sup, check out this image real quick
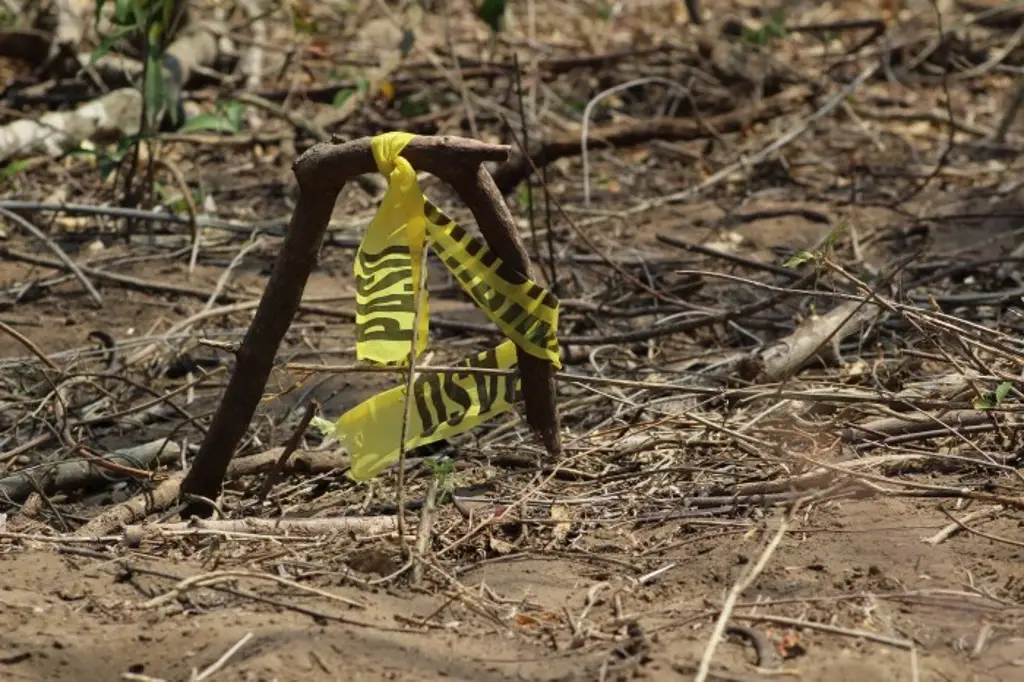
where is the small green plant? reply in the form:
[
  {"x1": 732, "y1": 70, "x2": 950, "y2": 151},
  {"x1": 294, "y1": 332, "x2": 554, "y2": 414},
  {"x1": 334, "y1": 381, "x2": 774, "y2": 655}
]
[
  {"x1": 68, "y1": 134, "x2": 141, "y2": 181},
  {"x1": 91, "y1": 0, "x2": 188, "y2": 228},
  {"x1": 423, "y1": 457, "x2": 456, "y2": 504},
  {"x1": 784, "y1": 222, "x2": 847, "y2": 268},
  {"x1": 476, "y1": 0, "x2": 507, "y2": 33},
  {"x1": 741, "y1": 10, "x2": 788, "y2": 48},
  {"x1": 332, "y1": 74, "x2": 370, "y2": 108},
  {"x1": 179, "y1": 100, "x2": 244, "y2": 134},
  {"x1": 974, "y1": 382, "x2": 1013, "y2": 411},
  {"x1": 154, "y1": 181, "x2": 204, "y2": 214},
  {"x1": 92, "y1": 0, "x2": 184, "y2": 133},
  {"x1": 515, "y1": 182, "x2": 533, "y2": 212},
  {"x1": 1, "y1": 159, "x2": 32, "y2": 179},
  {"x1": 398, "y1": 97, "x2": 430, "y2": 118}
]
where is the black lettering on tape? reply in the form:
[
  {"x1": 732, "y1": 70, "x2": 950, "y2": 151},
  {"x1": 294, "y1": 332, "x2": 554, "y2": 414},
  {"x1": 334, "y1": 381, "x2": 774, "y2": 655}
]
[
  {"x1": 355, "y1": 292, "x2": 414, "y2": 316},
  {"x1": 503, "y1": 372, "x2": 520, "y2": 404},
  {"x1": 414, "y1": 372, "x2": 448, "y2": 440},
  {"x1": 444, "y1": 254, "x2": 472, "y2": 286},
  {"x1": 357, "y1": 245, "x2": 413, "y2": 276},
  {"x1": 519, "y1": 318, "x2": 553, "y2": 348},
  {"x1": 492, "y1": 259, "x2": 527, "y2": 286},
  {"x1": 442, "y1": 371, "x2": 473, "y2": 429},
  {"x1": 357, "y1": 317, "x2": 414, "y2": 343},
  {"x1": 471, "y1": 348, "x2": 502, "y2": 414},
  {"x1": 356, "y1": 268, "x2": 414, "y2": 298}
]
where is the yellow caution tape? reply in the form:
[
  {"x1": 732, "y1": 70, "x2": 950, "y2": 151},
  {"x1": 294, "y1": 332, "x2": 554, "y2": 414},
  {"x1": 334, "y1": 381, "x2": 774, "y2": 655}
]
[
  {"x1": 326, "y1": 132, "x2": 565, "y2": 481},
  {"x1": 354, "y1": 132, "x2": 429, "y2": 365},
  {"x1": 423, "y1": 199, "x2": 562, "y2": 368},
  {"x1": 315, "y1": 340, "x2": 521, "y2": 481}
]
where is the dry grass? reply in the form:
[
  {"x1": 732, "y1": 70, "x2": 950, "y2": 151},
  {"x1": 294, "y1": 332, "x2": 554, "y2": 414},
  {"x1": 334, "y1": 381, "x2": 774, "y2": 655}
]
[{"x1": 1, "y1": 1, "x2": 1023, "y2": 680}]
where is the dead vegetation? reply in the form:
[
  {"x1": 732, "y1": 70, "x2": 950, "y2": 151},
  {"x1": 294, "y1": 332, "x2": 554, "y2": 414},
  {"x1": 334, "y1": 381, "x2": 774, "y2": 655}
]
[{"x1": 1, "y1": 0, "x2": 1024, "y2": 681}]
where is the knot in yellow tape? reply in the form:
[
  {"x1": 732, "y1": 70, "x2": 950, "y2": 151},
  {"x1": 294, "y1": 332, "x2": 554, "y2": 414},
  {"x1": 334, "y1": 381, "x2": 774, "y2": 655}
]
[
  {"x1": 332, "y1": 131, "x2": 564, "y2": 482},
  {"x1": 371, "y1": 132, "x2": 417, "y2": 190}
]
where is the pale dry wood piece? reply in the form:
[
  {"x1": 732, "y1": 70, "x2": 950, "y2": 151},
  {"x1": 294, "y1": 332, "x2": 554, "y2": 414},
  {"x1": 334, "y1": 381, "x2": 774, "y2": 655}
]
[
  {"x1": 121, "y1": 515, "x2": 398, "y2": 541},
  {"x1": 181, "y1": 135, "x2": 562, "y2": 516},
  {"x1": 742, "y1": 300, "x2": 883, "y2": 383},
  {"x1": 841, "y1": 409, "x2": 1008, "y2": 443},
  {"x1": 48, "y1": 0, "x2": 94, "y2": 63},
  {"x1": 237, "y1": 0, "x2": 267, "y2": 93},
  {"x1": 225, "y1": 446, "x2": 348, "y2": 478},
  {"x1": 0, "y1": 15, "x2": 215, "y2": 163},
  {"x1": 0, "y1": 438, "x2": 182, "y2": 503},
  {"x1": 0, "y1": 88, "x2": 142, "y2": 163},
  {"x1": 923, "y1": 505, "x2": 1004, "y2": 545},
  {"x1": 75, "y1": 472, "x2": 182, "y2": 538}
]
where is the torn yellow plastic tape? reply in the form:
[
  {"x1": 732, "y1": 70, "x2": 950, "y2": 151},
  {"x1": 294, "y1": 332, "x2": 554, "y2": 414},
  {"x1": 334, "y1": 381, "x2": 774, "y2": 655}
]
[
  {"x1": 355, "y1": 131, "x2": 561, "y2": 368},
  {"x1": 315, "y1": 340, "x2": 521, "y2": 481},
  {"x1": 423, "y1": 200, "x2": 561, "y2": 368},
  {"x1": 354, "y1": 132, "x2": 429, "y2": 366}
]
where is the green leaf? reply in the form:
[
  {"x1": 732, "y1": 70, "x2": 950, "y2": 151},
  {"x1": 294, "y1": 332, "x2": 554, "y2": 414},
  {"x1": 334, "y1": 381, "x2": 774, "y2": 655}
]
[
  {"x1": 996, "y1": 381, "x2": 1013, "y2": 403},
  {"x1": 332, "y1": 88, "x2": 355, "y2": 108},
  {"x1": 1, "y1": 159, "x2": 32, "y2": 178},
  {"x1": 143, "y1": 52, "x2": 167, "y2": 132},
  {"x1": 784, "y1": 251, "x2": 815, "y2": 268},
  {"x1": 179, "y1": 113, "x2": 240, "y2": 134},
  {"x1": 974, "y1": 395, "x2": 996, "y2": 410},
  {"x1": 93, "y1": 0, "x2": 108, "y2": 27},
  {"x1": 161, "y1": 0, "x2": 176, "y2": 29},
  {"x1": 130, "y1": 0, "x2": 148, "y2": 29},
  {"x1": 223, "y1": 101, "x2": 244, "y2": 131},
  {"x1": 975, "y1": 381, "x2": 1012, "y2": 410},
  {"x1": 89, "y1": 26, "x2": 135, "y2": 66},
  {"x1": 477, "y1": 0, "x2": 507, "y2": 32},
  {"x1": 741, "y1": 27, "x2": 766, "y2": 47},
  {"x1": 113, "y1": 0, "x2": 134, "y2": 25},
  {"x1": 823, "y1": 221, "x2": 847, "y2": 253},
  {"x1": 515, "y1": 182, "x2": 532, "y2": 211},
  {"x1": 399, "y1": 98, "x2": 429, "y2": 118},
  {"x1": 309, "y1": 416, "x2": 338, "y2": 438}
]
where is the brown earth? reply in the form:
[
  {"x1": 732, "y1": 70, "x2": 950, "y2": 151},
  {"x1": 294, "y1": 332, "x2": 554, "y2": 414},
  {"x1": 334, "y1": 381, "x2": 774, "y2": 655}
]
[
  {"x1": 2, "y1": 496, "x2": 1022, "y2": 681},
  {"x1": 3, "y1": 0, "x2": 1024, "y2": 681}
]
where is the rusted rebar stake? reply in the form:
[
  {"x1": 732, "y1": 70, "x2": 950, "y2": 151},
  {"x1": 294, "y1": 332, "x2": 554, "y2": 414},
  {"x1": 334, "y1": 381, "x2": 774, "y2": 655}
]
[{"x1": 180, "y1": 135, "x2": 561, "y2": 517}]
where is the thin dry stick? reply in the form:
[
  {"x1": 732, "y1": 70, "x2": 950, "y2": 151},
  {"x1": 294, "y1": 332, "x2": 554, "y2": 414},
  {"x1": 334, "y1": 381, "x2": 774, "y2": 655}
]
[
  {"x1": 142, "y1": 569, "x2": 364, "y2": 610},
  {"x1": 256, "y1": 399, "x2": 318, "y2": 503},
  {"x1": 0, "y1": 206, "x2": 103, "y2": 305},
  {"x1": 192, "y1": 632, "x2": 253, "y2": 682},
  {"x1": 395, "y1": 243, "x2": 430, "y2": 555},
  {"x1": 730, "y1": 612, "x2": 913, "y2": 649},
  {"x1": 412, "y1": 477, "x2": 439, "y2": 584},
  {"x1": 937, "y1": 506, "x2": 1024, "y2": 549},
  {"x1": 625, "y1": 63, "x2": 879, "y2": 215},
  {"x1": 581, "y1": 76, "x2": 691, "y2": 207},
  {"x1": 202, "y1": 236, "x2": 265, "y2": 313},
  {"x1": 695, "y1": 517, "x2": 789, "y2": 682},
  {"x1": 154, "y1": 157, "x2": 202, "y2": 276},
  {"x1": 0, "y1": 320, "x2": 60, "y2": 370}
]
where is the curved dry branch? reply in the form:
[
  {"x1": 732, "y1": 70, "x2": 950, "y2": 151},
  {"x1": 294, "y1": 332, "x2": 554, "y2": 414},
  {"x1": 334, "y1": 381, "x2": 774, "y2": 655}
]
[
  {"x1": 180, "y1": 135, "x2": 561, "y2": 516},
  {"x1": 492, "y1": 84, "x2": 812, "y2": 194}
]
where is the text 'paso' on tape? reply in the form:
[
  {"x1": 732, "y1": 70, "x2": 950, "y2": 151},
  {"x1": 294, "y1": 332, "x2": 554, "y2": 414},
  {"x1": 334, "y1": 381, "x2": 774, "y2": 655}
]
[{"x1": 354, "y1": 132, "x2": 429, "y2": 366}]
